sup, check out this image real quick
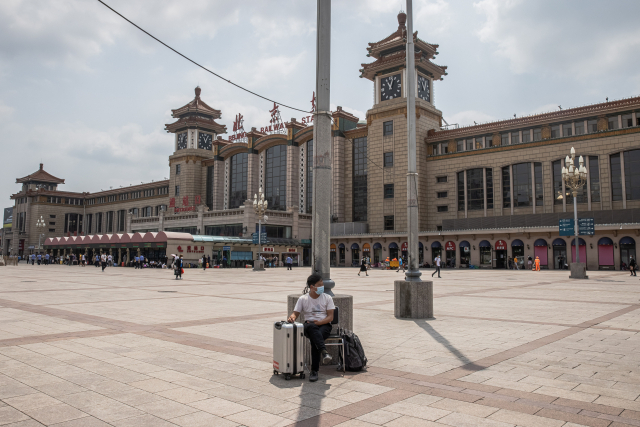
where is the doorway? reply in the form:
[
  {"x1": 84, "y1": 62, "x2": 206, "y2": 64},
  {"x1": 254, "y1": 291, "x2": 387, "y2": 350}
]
[
  {"x1": 552, "y1": 239, "x2": 567, "y2": 269},
  {"x1": 620, "y1": 236, "x2": 636, "y2": 269}
]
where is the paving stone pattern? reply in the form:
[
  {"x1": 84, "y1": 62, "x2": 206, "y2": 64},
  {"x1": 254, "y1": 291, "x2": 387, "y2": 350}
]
[{"x1": 1, "y1": 265, "x2": 640, "y2": 426}]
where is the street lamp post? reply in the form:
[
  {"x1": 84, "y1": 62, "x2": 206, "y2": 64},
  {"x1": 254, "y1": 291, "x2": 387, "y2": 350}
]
[
  {"x1": 562, "y1": 147, "x2": 588, "y2": 278},
  {"x1": 35, "y1": 215, "x2": 45, "y2": 251},
  {"x1": 253, "y1": 187, "x2": 268, "y2": 271}
]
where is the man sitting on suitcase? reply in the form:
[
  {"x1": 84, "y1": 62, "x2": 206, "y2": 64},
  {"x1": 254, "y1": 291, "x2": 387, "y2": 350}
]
[{"x1": 287, "y1": 273, "x2": 334, "y2": 382}]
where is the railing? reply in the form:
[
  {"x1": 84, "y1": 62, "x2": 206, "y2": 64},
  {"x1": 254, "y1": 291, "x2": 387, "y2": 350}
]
[
  {"x1": 204, "y1": 209, "x2": 244, "y2": 218},
  {"x1": 330, "y1": 222, "x2": 368, "y2": 236},
  {"x1": 131, "y1": 217, "x2": 159, "y2": 224}
]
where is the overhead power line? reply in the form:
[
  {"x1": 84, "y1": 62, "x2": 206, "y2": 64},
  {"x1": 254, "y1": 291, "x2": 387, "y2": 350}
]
[{"x1": 96, "y1": 0, "x2": 309, "y2": 113}]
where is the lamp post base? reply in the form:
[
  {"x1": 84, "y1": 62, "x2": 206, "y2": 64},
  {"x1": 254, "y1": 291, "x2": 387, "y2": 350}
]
[
  {"x1": 569, "y1": 262, "x2": 588, "y2": 279},
  {"x1": 253, "y1": 260, "x2": 265, "y2": 271}
]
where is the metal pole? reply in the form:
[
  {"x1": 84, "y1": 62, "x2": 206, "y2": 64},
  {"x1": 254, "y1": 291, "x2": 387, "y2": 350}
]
[
  {"x1": 312, "y1": 0, "x2": 335, "y2": 295},
  {"x1": 573, "y1": 191, "x2": 579, "y2": 263},
  {"x1": 405, "y1": 0, "x2": 421, "y2": 281}
]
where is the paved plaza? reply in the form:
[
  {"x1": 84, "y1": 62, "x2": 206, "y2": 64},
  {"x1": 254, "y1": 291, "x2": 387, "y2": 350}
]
[{"x1": 1, "y1": 266, "x2": 640, "y2": 426}]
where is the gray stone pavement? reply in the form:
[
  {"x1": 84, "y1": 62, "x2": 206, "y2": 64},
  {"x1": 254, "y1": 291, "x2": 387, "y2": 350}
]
[{"x1": 1, "y1": 265, "x2": 640, "y2": 426}]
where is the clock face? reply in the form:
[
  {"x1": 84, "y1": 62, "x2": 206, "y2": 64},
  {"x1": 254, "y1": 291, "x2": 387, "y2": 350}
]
[
  {"x1": 418, "y1": 75, "x2": 430, "y2": 102},
  {"x1": 198, "y1": 132, "x2": 213, "y2": 150},
  {"x1": 380, "y1": 73, "x2": 402, "y2": 101},
  {"x1": 177, "y1": 132, "x2": 188, "y2": 150}
]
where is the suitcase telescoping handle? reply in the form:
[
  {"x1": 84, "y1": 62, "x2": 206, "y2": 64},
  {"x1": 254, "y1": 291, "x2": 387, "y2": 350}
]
[{"x1": 274, "y1": 321, "x2": 287, "y2": 330}]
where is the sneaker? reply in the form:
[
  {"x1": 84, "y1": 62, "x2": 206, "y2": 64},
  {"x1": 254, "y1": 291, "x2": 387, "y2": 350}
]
[
  {"x1": 322, "y1": 350, "x2": 332, "y2": 364},
  {"x1": 309, "y1": 371, "x2": 318, "y2": 382}
]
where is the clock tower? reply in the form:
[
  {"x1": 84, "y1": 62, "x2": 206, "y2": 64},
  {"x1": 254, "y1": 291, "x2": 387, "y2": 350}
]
[
  {"x1": 357, "y1": 12, "x2": 448, "y2": 233},
  {"x1": 165, "y1": 87, "x2": 228, "y2": 215}
]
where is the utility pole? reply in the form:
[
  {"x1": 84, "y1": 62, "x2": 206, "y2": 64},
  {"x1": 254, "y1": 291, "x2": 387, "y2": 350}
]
[
  {"x1": 405, "y1": 0, "x2": 421, "y2": 282},
  {"x1": 311, "y1": 0, "x2": 335, "y2": 295}
]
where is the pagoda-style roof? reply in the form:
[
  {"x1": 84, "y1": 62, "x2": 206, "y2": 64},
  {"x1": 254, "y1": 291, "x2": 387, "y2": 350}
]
[
  {"x1": 361, "y1": 12, "x2": 447, "y2": 81},
  {"x1": 165, "y1": 87, "x2": 227, "y2": 135},
  {"x1": 16, "y1": 163, "x2": 65, "y2": 184}
]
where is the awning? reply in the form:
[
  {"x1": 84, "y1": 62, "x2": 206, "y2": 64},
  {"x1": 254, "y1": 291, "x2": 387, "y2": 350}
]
[
  {"x1": 459, "y1": 241, "x2": 470, "y2": 248},
  {"x1": 598, "y1": 237, "x2": 613, "y2": 246},
  {"x1": 534, "y1": 239, "x2": 547, "y2": 247},
  {"x1": 351, "y1": 243, "x2": 359, "y2": 250},
  {"x1": 620, "y1": 236, "x2": 636, "y2": 245},
  {"x1": 511, "y1": 239, "x2": 524, "y2": 246},
  {"x1": 570, "y1": 238, "x2": 586, "y2": 246},
  {"x1": 373, "y1": 243, "x2": 382, "y2": 249},
  {"x1": 552, "y1": 238, "x2": 566, "y2": 246},
  {"x1": 419, "y1": 242, "x2": 423, "y2": 249},
  {"x1": 479, "y1": 240, "x2": 491, "y2": 248},
  {"x1": 431, "y1": 241, "x2": 442, "y2": 248},
  {"x1": 338, "y1": 243, "x2": 345, "y2": 249},
  {"x1": 389, "y1": 242, "x2": 398, "y2": 249}
]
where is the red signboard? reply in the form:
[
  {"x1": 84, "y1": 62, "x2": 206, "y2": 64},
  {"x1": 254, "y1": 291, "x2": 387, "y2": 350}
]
[
  {"x1": 401, "y1": 242, "x2": 408, "y2": 250},
  {"x1": 19, "y1": 239, "x2": 24, "y2": 251},
  {"x1": 495, "y1": 240, "x2": 507, "y2": 250},
  {"x1": 262, "y1": 247, "x2": 275, "y2": 252},
  {"x1": 187, "y1": 245, "x2": 205, "y2": 254},
  {"x1": 445, "y1": 241, "x2": 456, "y2": 251}
]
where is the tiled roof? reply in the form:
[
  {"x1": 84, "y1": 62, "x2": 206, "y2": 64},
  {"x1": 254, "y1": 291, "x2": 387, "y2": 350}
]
[{"x1": 16, "y1": 164, "x2": 64, "y2": 184}]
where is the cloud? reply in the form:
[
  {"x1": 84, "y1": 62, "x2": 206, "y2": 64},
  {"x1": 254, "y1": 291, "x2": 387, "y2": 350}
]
[
  {"x1": 0, "y1": 101, "x2": 14, "y2": 122},
  {"x1": 473, "y1": 0, "x2": 640, "y2": 80}
]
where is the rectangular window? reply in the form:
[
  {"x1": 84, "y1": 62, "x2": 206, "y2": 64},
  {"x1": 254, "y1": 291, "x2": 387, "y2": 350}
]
[
  {"x1": 575, "y1": 121, "x2": 585, "y2": 135},
  {"x1": 608, "y1": 116, "x2": 619, "y2": 130},
  {"x1": 106, "y1": 211, "x2": 114, "y2": 233},
  {"x1": 384, "y1": 215, "x2": 394, "y2": 230},
  {"x1": 49, "y1": 221, "x2": 55, "y2": 225},
  {"x1": 486, "y1": 135, "x2": 494, "y2": 147},
  {"x1": 511, "y1": 131, "x2": 520, "y2": 144},
  {"x1": 522, "y1": 130, "x2": 531, "y2": 143},
  {"x1": 486, "y1": 168, "x2": 494, "y2": 209},
  {"x1": 475, "y1": 137, "x2": 483, "y2": 149},
  {"x1": 589, "y1": 156, "x2": 600, "y2": 203},
  {"x1": 96, "y1": 212, "x2": 103, "y2": 233},
  {"x1": 307, "y1": 139, "x2": 313, "y2": 214},
  {"x1": 352, "y1": 137, "x2": 368, "y2": 222},
  {"x1": 264, "y1": 225, "x2": 292, "y2": 239},
  {"x1": 383, "y1": 184, "x2": 394, "y2": 199},
  {"x1": 457, "y1": 140, "x2": 464, "y2": 152},
  {"x1": 117, "y1": 210, "x2": 125, "y2": 232},
  {"x1": 439, "y1": 142, "x2": 448, "y2": 154},
  {"x1": 383, "y1": 152, "x2": 394, "y2": 167},
  {"x1": 466, "y1": 139, "x2": 474, "y2": 151},
  {"x1": 625, "y1": 149, "x2": 640, "y2": 200},
  {"x1": 457, "y1": 171, "x2": 465, "y2": 211},
  {"x1": 48, "y1": 229, "x2": 55, "y2": 232},
  {"x1": 437, "y1": 191, "x2": 447, "y2": 198},
  {"x1": 562, "y1": 123, "x2": 572, "y2": 137},
  {"x1": 204, "y1": 224, "x2": 244, "y2": 237},
  {"x1": 437, "y1": 206, "x2": 448, "y2": 212},
  {"x1": 552, "y1": 160, "x2": 563, "y2": 205},
  {"x1": 588, "y1": 119, "x2": 598, "y2": 133},
  {"x1": 206, "y1": 165, "x2": 214, "y2": 210},
  {"x1": 466, "y1": 168, "x2": 484, "y2": 211},
  {"x1": 501, "y1": 134, "x2": 509, "y2": 145},
  {"x1": 611, "y1": 153, "x2": 622, "y2": 201},
  {"x1": 550, "y1": 125, "x2": 560, "y2": 138},
  {"x1": 502, "y1": 166, "x2": 511, "y2": 208},
  {"x1": 622, "y1": 114, "x2": 633, "y2": 128},
  {"x1": 176, "y1": 164, "x2": 181, "y2": 175},
  {"x1": 533, "y1": 128, "x2": 542, "y2": 141},
  {"x1": 513, "y1": 163, "x2": 532, "y2": 207},
  {"x1": 534, "y1": 162, "x2": 543, "y2": 206},
  {"x1": 229, "y1": 153, "x2": 248, "y2": 209},
  {"x1": 266, "y1": 145, "x2": 287, "y2": 211},
  {"x1": 50, "y1": 215, "x2": 56, "y2": 218},
  {"x1": 175, "y1": 185, "x2": 180, "y2": 197},
  {"x1": 436, "y1": 176, "x2": 447, "y2": 183},
  {"x1": 383, "y1": 121, "x2": 393, "y2": 136}
]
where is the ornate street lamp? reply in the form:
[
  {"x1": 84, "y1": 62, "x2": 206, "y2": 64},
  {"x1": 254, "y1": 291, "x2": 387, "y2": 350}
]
[
  {"x1": 562, "y1": 147, "x2": 588, "y2": 273},
  {"x1": 253, "y1": 187, "x2": 268, "y2": 270},
  {"x1": 35, "y1": 215, "x2": 46, "y2": 251}
]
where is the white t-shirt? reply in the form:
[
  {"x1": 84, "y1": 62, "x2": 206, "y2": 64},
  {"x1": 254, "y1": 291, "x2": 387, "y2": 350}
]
[
  {"x1": 435, "y1": 257, "x2": 441, "y2": 266},
  {"x1": 101, "y1": 254, "x2": 106, "y2": 262},
  {"x1": 294, "y1": 293, "x2": 335, "y2": 323}
]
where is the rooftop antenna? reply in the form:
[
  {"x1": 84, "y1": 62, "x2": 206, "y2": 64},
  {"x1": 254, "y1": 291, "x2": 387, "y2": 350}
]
[
  {"x1": 606, "y1": 97, "x2": 609, "y2": 102},
  {"x1": 558, "y1": 105, "x2": 562, "y2": 110}
]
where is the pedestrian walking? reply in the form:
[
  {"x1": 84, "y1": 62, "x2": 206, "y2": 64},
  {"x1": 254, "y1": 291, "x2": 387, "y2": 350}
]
[
  {"x1": 513, "y1": 256, "x2": 519, "y2": 270},
  {"x1": 286, "y1": 256, "x2": 293, "y2": 270},
  {"x1": 630, "y1": 256, "x2": 637, "y2": 277},
  {"x1": 174, "y1": 255, "x2": 183, "y2": 280},
  {"x1": 100, "y1": 253, "x2": 107, "y2": 272},
  {"x1": 358, "y1": 257, "x2": 368, "y2": 276},
  {"x1": 202, "y1": 256, "x2": 207, "y2": 271},
  {"x1": 432, "y1": 255, "x2": 441, "y2": 278},
  {"x1": 535, "y1": 256, "x2": 541, "y2": 271},
  {"x1": 528, "y1": 256, "x2": 533, "y2": 270}
]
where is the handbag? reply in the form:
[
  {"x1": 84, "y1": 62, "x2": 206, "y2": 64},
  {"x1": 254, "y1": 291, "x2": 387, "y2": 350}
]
[{"x1": 181, "y1": 268, "x2": 185, "y2": 274}]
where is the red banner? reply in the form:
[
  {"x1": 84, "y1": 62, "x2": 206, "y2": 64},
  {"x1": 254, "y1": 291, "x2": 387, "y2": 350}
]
[
  {"x1": 445, "y1": 241, "x2": 456, "y2": 251},
  {"x1": 401, "y1": 242, "x2": 408, "y2": 250},
  {"x1": 495, "y1": 240, "x2": 507, "y2": 250}
]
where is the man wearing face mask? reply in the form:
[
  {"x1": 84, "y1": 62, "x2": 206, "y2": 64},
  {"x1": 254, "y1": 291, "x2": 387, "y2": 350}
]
[{"x1": 287, "y1": 273, "x2": 334, "y2": 382}]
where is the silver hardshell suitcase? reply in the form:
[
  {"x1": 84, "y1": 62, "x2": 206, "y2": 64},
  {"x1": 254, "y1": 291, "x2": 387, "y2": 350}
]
[{"x1": 273, "y1": 321, "x2": 305, "y2": 380}]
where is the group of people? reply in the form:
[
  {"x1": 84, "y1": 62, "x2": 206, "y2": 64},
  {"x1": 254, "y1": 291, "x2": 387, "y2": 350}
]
[{"x1": 507, "y1": 256, "x2": 542, "y2": 271}]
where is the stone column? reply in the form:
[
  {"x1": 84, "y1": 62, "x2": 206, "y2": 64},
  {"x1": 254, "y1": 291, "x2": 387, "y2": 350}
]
[
  {"x1": 158, "y1": 210, "x2": 164, "y2": 231},
  {"x1": 286, "y1": 144, "x2": 299, "y2": 212},
  {"x1": 126, "y1": 212, "x2": 132, "y2": 233},
  {"x1": 394, "y1": 280, "x2": 433, "y2": 318},
  {"x1": 247, "y1": 152, "x2": 260, "y2": 199},
  {"x1": 212, "y1": 159, "x2": 225, "y2": 210},
  {"x1": 197, "y1": 205, "x2": 205, "y2": 235},
  {"x1": 332, "y1": 135, "x2": 345, "y2": 222}
]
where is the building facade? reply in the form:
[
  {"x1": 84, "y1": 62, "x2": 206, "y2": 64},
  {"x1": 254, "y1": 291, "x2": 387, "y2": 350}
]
[{"x1": 3, "y1": 12, "x2": 640, "y2": 270}]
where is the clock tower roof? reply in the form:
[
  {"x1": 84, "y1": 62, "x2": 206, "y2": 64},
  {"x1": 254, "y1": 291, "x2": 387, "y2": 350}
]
[
  {"x1": 360, "y1": 12, "x2": 447, "y2": 81},
  {"x1": 16, "y1": 163, "x2": 65, "y2": 185},
  {"x1": 165, "y1": 86, "x2": 227, "y2": 135}
]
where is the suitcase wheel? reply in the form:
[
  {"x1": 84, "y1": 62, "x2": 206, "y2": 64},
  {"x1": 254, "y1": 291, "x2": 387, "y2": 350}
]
[
  {"x1": 285, "y1": 374, "x2": 291, "y2": 380},
  {"x1": 273, "y1": 370, "x2": 278, "y2": 375}
]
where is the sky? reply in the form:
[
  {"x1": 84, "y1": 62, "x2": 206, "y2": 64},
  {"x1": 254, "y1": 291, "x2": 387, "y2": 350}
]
[{"x1": 1, "y1": 0, "x2": 640, "y2": 206}]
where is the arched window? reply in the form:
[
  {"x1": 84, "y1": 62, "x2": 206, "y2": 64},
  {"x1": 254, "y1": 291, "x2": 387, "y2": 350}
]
[
  {"x1": 265, "y1": 145, "x2": 287, "y2": 211},
  {"x1": 229, "y1": 153, "x2": 248, "y2": 209}
]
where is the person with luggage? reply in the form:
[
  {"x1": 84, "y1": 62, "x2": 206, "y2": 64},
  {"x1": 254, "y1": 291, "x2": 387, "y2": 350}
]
[
  {"x1": 432, "y1": 255, "x2": 441, "y2": 278},
  {"x1": 174, "y1": 255, "x2": 183, "y2": 280},
  {"x1": 630, "y1": 256, "x2": 637, "y2": 276},
  {"x1": 287, "y1": 274, "x2": 334, "y2": 382},
  {"x1": 358, "y1": 257, "x2": 368, "y2": 276}
]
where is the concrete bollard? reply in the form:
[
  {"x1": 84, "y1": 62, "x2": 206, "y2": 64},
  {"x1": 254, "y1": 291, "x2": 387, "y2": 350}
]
[
  {"x1": 394, "y1": 280, "x2": 433, "y2": 319},
  {"x1": 287, "y1": 294, "x2": 353, "y2": 367},
  {"x1": 569, "y1": 262, "x2": 588, "y2": 279}
]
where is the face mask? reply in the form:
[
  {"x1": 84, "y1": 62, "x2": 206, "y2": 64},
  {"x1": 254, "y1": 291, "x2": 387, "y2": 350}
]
[{"x1": 315, "y1": 286, "x2": 324, "y2": 295}]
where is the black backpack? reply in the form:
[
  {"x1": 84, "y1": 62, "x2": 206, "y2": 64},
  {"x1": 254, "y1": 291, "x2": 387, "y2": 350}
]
[{"x1": 339, "y1": 329, "x2": 367, "y2": 372}]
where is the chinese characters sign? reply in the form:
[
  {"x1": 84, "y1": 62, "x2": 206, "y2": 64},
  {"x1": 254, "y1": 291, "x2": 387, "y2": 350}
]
[{"x1": 170, "y1": 195, "x2": 201, "y2": 214}]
